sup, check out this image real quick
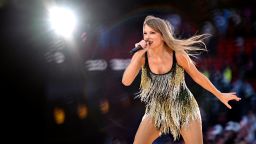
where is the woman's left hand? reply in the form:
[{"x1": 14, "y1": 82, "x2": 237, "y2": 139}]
[{"x1": 218, "y1": 92, "x2": 241, "y2": 109}]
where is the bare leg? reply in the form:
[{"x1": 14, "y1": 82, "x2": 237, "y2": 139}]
[
  {"x1": 133, "y1": 114, "x2": 161, "y2": 144},
  {"x1": 180, "y1": 118, "x2": 203, "y2": 144}
]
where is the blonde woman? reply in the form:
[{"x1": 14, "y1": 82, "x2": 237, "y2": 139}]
[{"x1": 122, "y1": 15, "x2": 241, "y2": 144}]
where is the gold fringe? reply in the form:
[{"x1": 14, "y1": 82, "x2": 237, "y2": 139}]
[{"x1": 138, "y1": 64, "x2": 201, "y2": 141}]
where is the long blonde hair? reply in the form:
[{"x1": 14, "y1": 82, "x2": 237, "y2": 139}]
[{"x1": 143, "y1": 15, "x2": 209, "y2": 57}]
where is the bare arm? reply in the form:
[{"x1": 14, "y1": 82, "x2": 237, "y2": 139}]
[
  {"x1": 122, "y1": 49, "x2": 146, "y2": 86},
  {"x1": 176, "y1": 50, "x2": 241, "y2": 109}
]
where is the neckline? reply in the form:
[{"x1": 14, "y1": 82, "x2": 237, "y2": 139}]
[{"x1": 146, "y1": 52, "x2": 175, "y2": 75}]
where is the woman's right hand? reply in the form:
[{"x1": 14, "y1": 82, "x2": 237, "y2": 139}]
[{"x1": 135, "y1": 40, "x2": 149, "y2": 50}]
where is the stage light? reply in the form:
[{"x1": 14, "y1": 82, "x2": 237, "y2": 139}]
[{"x1": 48, "y1": 7, "x2": 77, "y2": 38}]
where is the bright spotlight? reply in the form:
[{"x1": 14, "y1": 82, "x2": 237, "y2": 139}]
[{"x1": 48, "y1": 7, "x2": 77, "y2": 38}]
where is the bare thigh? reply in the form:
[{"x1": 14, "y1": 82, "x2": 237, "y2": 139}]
[
  {"x1": 180, "y1": 118, "x2": 203, "y2": 144},
  {"x1": 133, "y1": 114, "x2": 161, "y2": 144}
]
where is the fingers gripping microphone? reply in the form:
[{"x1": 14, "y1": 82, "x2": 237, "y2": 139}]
[{"x1": 129, "y1": 45, "x2": 143, "y2": 55}]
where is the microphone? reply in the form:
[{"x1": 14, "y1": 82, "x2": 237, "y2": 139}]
[{"x1": 129, "y1": 45, "x2": 143, "y2": 55}]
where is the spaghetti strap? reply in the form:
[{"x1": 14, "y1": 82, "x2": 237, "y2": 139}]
[
  {"x1": 173, "y1": 51, "x2": 176, "y2": 64},
  {"x1": 144, "y1": 52, "x2": 151, "y2": 79},
  {"x1": 144, "y1": 52, "x2": 149, "y2": 69}
]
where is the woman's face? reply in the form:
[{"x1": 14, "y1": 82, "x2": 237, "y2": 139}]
[{"x1": 143, "y1": 24, "x2": 164, "y2": 48}]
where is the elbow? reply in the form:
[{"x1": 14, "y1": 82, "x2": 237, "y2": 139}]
[
  {"x1": 193, "y1": 73, "x2": 205, "y2": 84},
  {"x1": 193, "y1": 78, "x2": 201, "y2": 85},
  {"x1": 122, "y1": 78, "x2": 132, "y2": 86}
]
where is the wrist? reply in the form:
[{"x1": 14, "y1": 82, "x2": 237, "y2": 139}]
[
  {"x1": 135, "y1": 49, "x2": 146, "y2": 57},
  {"x1": 215, "y1": 90, "x2": 222, "y2": 99}
]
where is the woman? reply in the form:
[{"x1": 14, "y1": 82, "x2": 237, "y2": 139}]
[{"x1": 122, "y1": 15, "x2": 241, "y2": 144}]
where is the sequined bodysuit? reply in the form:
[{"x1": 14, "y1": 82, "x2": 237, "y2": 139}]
[{"x1": 138, "y1": 51, "x2": 201, "y2": 140}]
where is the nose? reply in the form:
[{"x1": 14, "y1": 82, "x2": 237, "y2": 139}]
[{"x1": 144, "y1": 36, "x2": 149, "y2": 42}]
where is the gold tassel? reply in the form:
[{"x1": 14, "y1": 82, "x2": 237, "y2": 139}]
[{"x1": 137, "y1": 64, "x2": 201, "y2": 141}]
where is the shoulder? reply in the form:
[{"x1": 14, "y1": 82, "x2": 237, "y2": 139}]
[{"x1": 175, "y1": 50, "x2": 191, "y2": 66}]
